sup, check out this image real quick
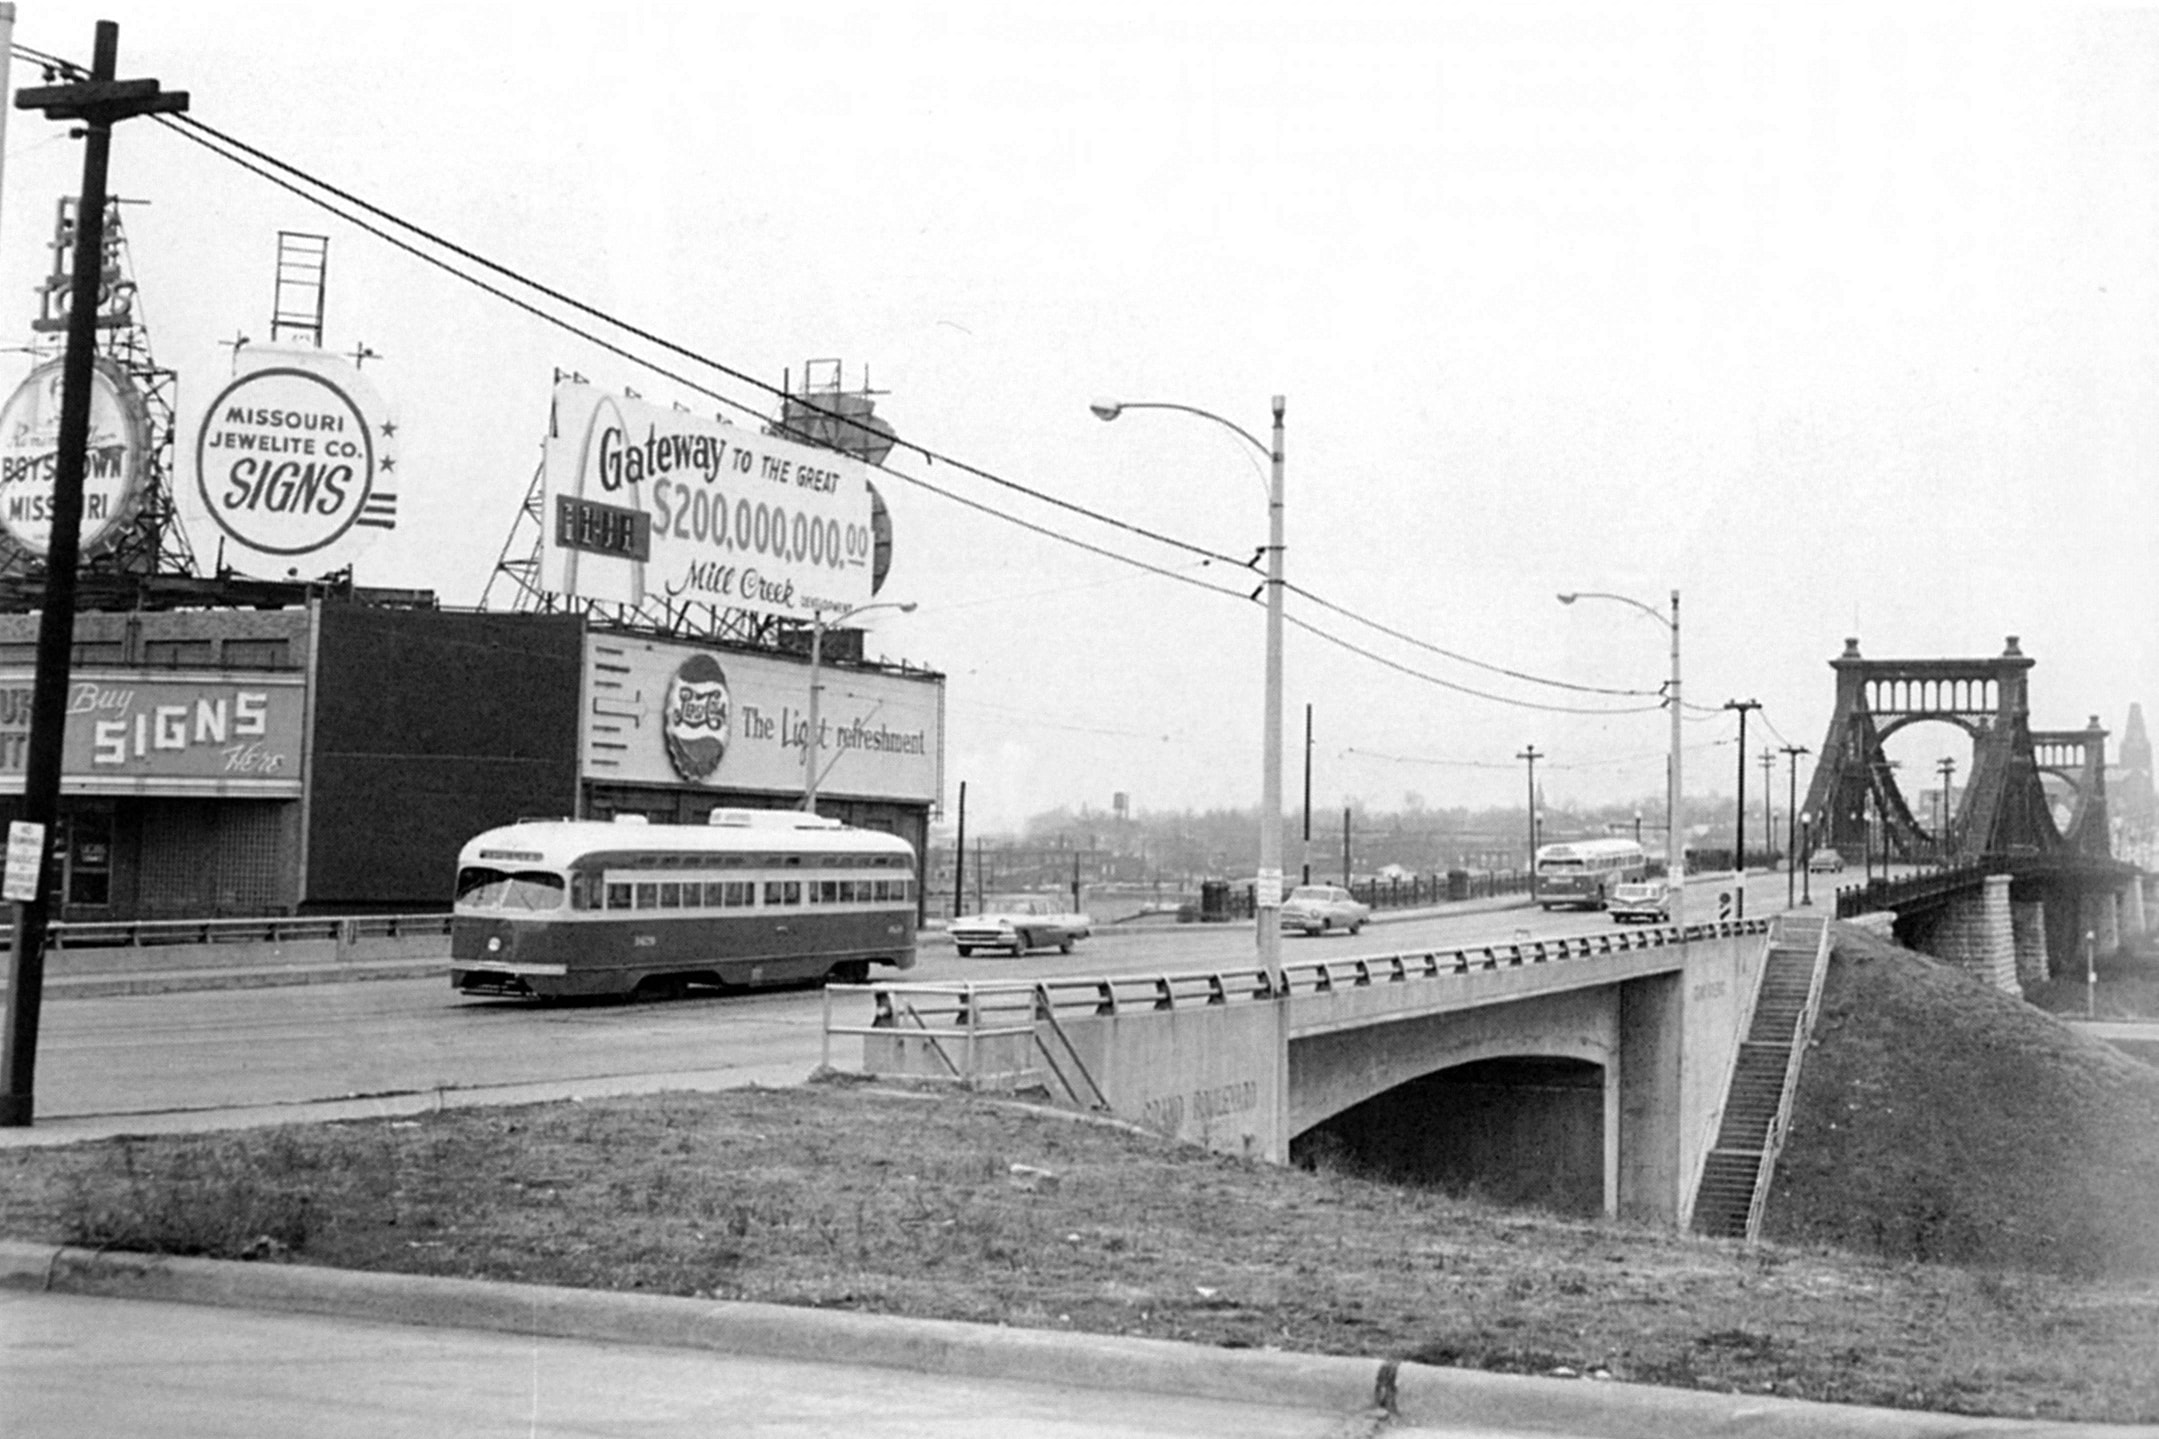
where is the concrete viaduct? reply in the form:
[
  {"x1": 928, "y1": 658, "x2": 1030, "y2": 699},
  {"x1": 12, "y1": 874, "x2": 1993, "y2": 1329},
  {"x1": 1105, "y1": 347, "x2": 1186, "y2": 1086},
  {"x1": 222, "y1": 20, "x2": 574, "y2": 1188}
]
[{"x1": 856, "y1": 917, "x2": 1822, "y2": 1236}]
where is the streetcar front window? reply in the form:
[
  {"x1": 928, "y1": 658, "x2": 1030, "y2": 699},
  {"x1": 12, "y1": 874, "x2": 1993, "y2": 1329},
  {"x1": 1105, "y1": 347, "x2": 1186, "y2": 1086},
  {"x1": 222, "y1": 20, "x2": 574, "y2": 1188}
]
[{"x1": 456, "y1": 867, "x2": 567, "y2": 911}]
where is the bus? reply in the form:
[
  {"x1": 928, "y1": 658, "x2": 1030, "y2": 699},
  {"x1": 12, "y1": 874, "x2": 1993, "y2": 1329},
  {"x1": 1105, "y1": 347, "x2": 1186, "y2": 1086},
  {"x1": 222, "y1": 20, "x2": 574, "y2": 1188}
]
[
  {"x1": 450, "y1": 809, "x2": 918, "y2": 1000},
  {"x1": 1533, "y1": 837, "x2": 1650, "y2": 911}
]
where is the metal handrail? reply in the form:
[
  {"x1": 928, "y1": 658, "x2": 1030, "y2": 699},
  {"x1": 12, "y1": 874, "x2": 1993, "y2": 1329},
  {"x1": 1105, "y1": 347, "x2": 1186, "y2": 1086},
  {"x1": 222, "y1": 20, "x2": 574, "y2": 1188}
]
[
  {"x1": 1744, "y1": 917, "x2": 1834, "y2": 1240},
  {"x1": 841, "y1": 918, "x2": 1773, "y2": 1032},
  {"x1": 30, "y1": 912, "x2": 453, "y2": 949}
]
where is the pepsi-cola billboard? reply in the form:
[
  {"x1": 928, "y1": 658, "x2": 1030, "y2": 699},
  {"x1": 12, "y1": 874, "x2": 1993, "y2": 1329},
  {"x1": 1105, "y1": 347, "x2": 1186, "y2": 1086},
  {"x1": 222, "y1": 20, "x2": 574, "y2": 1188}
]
[
  {"x1": 540, "y1": 382, "x2": 879, "y2": 622},
  {"x1": 581, "y1": 634, "x2": 941, "y2": 805}
]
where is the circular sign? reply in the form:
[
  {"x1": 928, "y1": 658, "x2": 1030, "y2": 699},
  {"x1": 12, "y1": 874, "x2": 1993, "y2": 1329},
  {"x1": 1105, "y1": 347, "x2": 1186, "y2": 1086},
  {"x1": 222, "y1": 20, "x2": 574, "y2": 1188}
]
[
  {"x1": 0, "y1": 358, "x2": 150, "y2": 561},
  {"x1": 193, "y1": 365, "x2": 383, "y2": 557},
  {"x1": 662, "y1": 652, "x2": 732, "y2": 782}
]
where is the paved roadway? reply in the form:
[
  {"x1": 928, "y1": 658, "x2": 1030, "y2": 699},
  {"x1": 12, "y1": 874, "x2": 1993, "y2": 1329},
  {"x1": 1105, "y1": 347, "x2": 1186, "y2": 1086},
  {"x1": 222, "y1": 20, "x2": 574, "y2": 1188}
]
[{"x1": 9, "y1": 871, "x2": 1819, "y2": 1134}]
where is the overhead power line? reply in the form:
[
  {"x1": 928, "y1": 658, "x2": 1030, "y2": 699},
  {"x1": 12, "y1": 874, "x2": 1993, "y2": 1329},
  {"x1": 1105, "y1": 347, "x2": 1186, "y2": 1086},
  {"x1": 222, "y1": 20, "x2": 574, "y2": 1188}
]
[{"x1": 22, "y1": 40, "x2": 1683, "y2": 722}]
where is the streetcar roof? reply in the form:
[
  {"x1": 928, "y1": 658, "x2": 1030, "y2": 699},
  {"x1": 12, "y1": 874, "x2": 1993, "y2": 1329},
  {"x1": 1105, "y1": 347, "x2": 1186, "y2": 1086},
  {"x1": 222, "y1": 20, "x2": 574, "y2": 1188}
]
[{"x1": 458, "y1": 812, "x2": 915, "y2": 868}]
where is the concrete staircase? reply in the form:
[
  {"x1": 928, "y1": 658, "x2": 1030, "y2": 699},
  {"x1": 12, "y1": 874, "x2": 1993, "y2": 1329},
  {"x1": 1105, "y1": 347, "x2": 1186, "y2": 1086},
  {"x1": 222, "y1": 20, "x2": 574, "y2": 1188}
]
[{"x1": 1693, "y1": 914, "x2": 1832, "y2": 1241}]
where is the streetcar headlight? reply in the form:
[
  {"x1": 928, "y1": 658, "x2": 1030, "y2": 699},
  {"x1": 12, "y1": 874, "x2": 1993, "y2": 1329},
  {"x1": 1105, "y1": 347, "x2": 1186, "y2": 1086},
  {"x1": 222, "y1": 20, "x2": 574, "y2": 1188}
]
[{"x1": 487, "y1": 936, "x2": 502, "y2": 953}]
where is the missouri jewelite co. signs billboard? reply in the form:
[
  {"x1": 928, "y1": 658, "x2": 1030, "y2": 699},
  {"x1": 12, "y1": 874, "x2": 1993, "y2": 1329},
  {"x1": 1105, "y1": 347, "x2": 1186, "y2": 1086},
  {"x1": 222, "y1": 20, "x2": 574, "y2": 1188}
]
[
  {"x1": 540, "y1": 382, "x2": 878, "y2": 621},
  {"x1": 0, "y1": 357, "x2": 150, "y2": 562},
  {"x1": 186, "y1": 348, "x2": 401, "y2": 579},
  {"x1": 581, "y1": 634, "x2": 942, "y2": 805}
]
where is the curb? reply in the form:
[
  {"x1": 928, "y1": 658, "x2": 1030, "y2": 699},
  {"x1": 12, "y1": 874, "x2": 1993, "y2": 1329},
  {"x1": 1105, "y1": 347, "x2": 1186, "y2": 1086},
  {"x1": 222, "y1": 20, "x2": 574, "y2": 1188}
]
[
  {"x1": 0, "y1": 1241, "x2": 2134, "y2": 1437},
  {"x1": 0, "y1": 1240, "x2": 1380, "y2": 1418}
]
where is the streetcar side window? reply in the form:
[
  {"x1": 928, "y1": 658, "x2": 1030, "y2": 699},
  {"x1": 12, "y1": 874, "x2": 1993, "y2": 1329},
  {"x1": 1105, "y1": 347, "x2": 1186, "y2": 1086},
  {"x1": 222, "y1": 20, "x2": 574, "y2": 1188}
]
[
  {"x1": 607, "y1": 883, "x2": 633, "y2": 910},
  {"x1": 659, "y1": 882, "x2": 683, "y2": 909},
  {"x1": 723, "y1": 881, "x2": 754, "y2": 907},
  {"x1": 764, "y1": 880, "x2": 801, "y2": 905},
  {"x1": 635, "y1": 882, "x2": 658, "y2": 908}
]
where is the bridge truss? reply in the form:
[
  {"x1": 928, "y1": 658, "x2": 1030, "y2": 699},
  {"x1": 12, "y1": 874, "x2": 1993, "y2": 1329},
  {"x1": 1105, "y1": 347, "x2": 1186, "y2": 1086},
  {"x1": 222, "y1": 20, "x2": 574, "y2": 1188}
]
[{"x1": 1799, "y1": 636, "x2": 2108, "y2": 865}]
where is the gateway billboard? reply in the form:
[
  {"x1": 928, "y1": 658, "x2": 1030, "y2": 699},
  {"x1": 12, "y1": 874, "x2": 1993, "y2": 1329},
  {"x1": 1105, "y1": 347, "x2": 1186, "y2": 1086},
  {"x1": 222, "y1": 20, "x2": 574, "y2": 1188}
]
[
  {"x1": 541, "y1": 381, "x2": 879, "y2": 622},
  {"x1": 582, "y1": 635, "x2": 941, "y2": 806}
]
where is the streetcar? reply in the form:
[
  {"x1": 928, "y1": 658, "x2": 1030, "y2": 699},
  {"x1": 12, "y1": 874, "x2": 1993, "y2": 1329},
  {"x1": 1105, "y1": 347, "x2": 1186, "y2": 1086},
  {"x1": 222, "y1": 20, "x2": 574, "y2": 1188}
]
[
  {"x1": 450, "y1": 809, "x2": 918, "y2": 999},
  {"x1": 1533, "y1": 837, "x2": 1650, "y2": 911}
]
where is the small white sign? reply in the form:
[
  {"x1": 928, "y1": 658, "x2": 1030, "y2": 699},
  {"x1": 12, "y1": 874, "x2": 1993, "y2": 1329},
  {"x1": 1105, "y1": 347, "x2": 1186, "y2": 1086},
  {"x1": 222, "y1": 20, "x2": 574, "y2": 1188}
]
[
  {"x1": 1256, "y1": 868, "x2": 1283, "y2": 909},
  {"x1": 4, "y1": 820, "x2": 46, "y2": 902}
]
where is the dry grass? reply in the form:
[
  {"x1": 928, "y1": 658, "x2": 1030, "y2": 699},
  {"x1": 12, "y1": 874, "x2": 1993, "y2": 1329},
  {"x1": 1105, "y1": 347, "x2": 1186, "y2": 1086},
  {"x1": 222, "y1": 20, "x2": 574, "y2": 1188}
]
[
  {"x1": 3, "y1": 925, "x2": 2159, "y2": 1423},
  {"x1": 1770, "y1": 928, "x2": 2159, "y2": 1276}
]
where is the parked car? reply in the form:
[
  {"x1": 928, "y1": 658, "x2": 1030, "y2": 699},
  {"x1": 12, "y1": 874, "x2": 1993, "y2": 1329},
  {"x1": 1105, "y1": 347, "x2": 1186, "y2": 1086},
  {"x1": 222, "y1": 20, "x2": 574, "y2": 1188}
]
[
  {"x1": 948, "y1": 895, "x2": 1092, "y2": 957},
  {"x1": 1806, "y1": 848, "x2": 1846, "y2": 874},
  {"x1": 1607, "y1": 879, "x2": 1671, "y2": 924},
  {"x1": 1278, "y1": 884, "x2": 1370, "y2": 936}
]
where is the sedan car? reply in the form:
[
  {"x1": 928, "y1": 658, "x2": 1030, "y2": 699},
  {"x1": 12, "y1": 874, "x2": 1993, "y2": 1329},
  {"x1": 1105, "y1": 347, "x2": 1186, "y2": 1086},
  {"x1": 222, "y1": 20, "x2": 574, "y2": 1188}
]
[
  {"x1": 1806, "y1": 848, "x2": 1846, "y2": 874},
  {"x1": 948, "y1": 895, "x2": 1093, "y2": 957},
  {"x1": 1278, "y1": 884, "x2": 1370, "y2": 937},
  {"x1": 1607, "y1": 880, "x2": 1671, "y2": 924}
]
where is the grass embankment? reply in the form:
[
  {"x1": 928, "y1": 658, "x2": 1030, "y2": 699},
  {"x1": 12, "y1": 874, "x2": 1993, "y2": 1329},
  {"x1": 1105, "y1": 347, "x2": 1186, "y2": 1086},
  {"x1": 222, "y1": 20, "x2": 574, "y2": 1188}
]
[
  {"x1": 3, "y1": 924, "x2": 2158, "y2": 1423},
  {"x1": 1770, "y1": 926, "x2": 2159, "y2": 1275}
]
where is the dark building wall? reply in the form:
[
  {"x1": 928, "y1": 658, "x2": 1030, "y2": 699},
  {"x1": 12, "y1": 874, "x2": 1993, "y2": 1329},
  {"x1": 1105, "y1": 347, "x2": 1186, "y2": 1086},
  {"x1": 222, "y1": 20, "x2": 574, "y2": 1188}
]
[{"x1": 307, "y1": 607, "x2": 583, "y2": 910}]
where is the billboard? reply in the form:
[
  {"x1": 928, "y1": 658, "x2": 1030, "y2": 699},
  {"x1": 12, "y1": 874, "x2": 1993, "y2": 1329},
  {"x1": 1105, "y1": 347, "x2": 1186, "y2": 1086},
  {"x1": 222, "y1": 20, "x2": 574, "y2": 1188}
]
[
  {"x1": 185, "y1": 348, "x2": 400, "y2": 578},
  {"x1": 0, "y1": 357, "x2": 151, "y2": 562},
  {"x1": 582, "y1": 634, "x2": 941, "y2": 806},
  {"x1": 541, "y1": 382, "x2": 878, "y2": 621},
  {"x1": 0, "y1": 671, "x2": 307, "y2": 797}
]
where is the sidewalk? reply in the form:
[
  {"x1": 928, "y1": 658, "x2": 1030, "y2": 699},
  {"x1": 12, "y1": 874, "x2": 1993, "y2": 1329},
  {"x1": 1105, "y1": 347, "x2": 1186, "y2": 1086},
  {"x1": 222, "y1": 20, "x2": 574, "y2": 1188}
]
[{"x1": 3, "y1": 1241, "x2": 2130, "y2": 1439}]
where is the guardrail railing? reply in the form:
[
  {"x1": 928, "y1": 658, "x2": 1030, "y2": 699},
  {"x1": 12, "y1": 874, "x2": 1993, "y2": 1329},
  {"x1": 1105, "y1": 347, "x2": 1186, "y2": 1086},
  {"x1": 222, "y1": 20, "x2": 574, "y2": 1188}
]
[
  {"x1": 25, "y1": 913, "x2": 453, "y2": 948},
  {"x1": 825, "y1": 918, "x2": 1773, "y2": 1081}
]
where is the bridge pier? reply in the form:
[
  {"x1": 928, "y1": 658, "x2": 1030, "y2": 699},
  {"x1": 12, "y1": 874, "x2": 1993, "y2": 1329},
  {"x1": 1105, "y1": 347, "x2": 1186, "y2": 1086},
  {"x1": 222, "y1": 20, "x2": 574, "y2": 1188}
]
[
  {"x1": 2011, "y1": 899, "x2": 2049, "y2": 991},
  {"x1": 1915, "y1": 874, "x2": 2018, "y2": 994}
]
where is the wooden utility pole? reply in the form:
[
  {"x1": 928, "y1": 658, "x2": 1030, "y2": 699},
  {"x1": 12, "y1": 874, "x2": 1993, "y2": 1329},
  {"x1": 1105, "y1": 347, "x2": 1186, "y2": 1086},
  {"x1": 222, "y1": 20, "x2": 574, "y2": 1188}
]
[
  {"x1": 1516, "y1": 745, "x2": 1543, "y2": 902},
  {"x1": 0, "y1": 23, "x2": 186, "y2": 1126}
]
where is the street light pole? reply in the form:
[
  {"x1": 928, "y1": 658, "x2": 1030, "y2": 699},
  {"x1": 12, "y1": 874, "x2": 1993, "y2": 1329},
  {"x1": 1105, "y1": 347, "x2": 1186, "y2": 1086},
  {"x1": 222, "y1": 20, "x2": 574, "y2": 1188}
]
[
  {"x1": 1555, "y1": 589, "x2": 1683, "y2": 928},
  {"x1": 1092, "y1": 394, "x2": 1287, "y2": 993},
  {"x1": 1782, "y1": 744, "x2": 1810, "y2": 907},
  {"x1": 1724, "y1": 699, "x2": 1760, "y2": 919},
  {"x1": 1937, "y1": 755, "x2": 1957, "y2": 867},
  {"x1": 1517, "y1": 745, "x2": 1543, "y2": 903},
  {"x1": 801, "y1": 600, "x2": 915, "y2": 813}
]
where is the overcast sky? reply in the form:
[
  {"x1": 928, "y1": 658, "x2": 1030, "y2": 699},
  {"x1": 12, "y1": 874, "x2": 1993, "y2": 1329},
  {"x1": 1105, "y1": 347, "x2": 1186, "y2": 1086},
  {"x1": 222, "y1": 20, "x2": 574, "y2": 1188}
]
[{"x1": 1, "y1": 2, "x2": 2152, "y2": 834}]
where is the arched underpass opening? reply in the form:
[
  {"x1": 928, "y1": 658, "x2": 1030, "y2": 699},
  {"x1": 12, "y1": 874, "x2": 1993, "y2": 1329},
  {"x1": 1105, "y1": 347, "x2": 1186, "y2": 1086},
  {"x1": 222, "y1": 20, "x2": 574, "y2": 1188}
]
[{"x1": 1290, "y1": 1056, "x2": 1605, "y2": 1215}]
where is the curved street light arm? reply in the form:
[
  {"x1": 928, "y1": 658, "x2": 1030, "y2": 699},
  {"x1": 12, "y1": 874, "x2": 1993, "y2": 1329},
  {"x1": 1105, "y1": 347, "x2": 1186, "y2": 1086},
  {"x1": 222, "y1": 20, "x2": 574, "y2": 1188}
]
[
  {"x1": 1556, "y1": 590, "x2": 1671, "y2": 630},
  {"x1": 1091, "y1": 399, "x2": 1271, "y2": 458},
  {"x1": 1557, "y1": 586, "x2": 1685, "y2": 925}
]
